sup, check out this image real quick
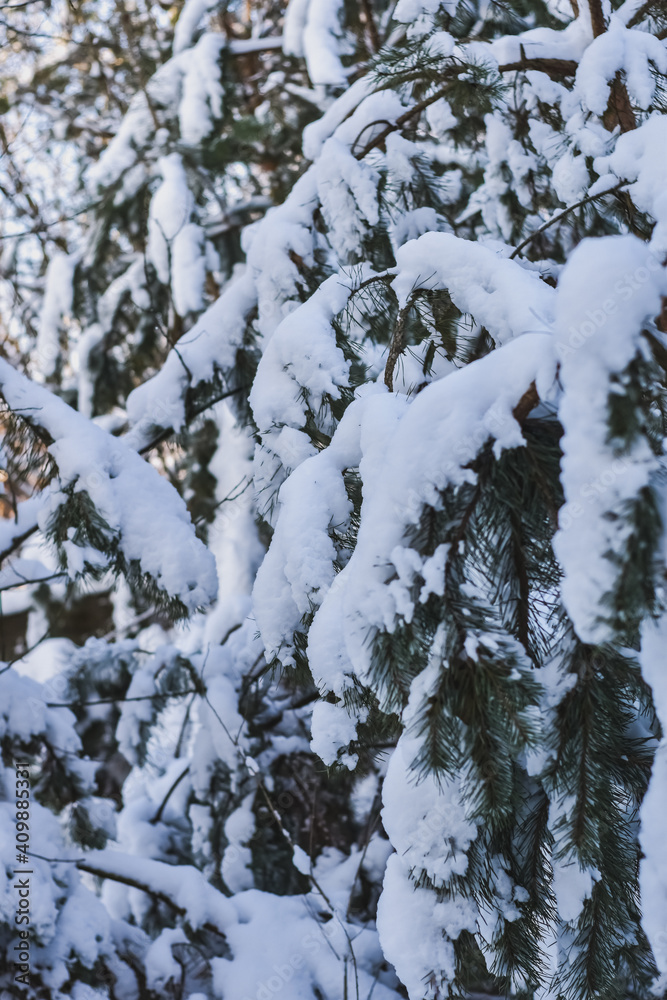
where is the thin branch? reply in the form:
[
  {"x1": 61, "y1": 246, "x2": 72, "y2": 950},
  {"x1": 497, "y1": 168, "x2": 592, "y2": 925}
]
[
  {"x1": 354, "y1": 55, "x2": 583, "y2": 161},
  {"x1": 0, "y1": 0, "x2": 47, "y2": 8},
  {"x1": 0, "y1": 201, "x2": 103, "y2": 241},
  {"x1": 151, "y1": 766, "x2": 190, "y2": 825},
  {"x1": 201, "y1": 672, "x2": 361, "y2": 1000},
  {"x1": 255, "y1": 776, "x2": 360, "y2": 1000},
  {"x1": 46, "y1": 689, "x2": 199, "y2": 708},
  {"x1": 509, "y1": 183, "x2": 627, "y2": 259},
  {"x1": 354, "y1": 78, "x2": 463, "y2": 160},
  {"x1": 138, "y1": 384, "x2": 252, "y2": 454},
  {"x1": 70, "y1": 855, "x2": 224, "y2": 940},
  {"x1": 0, "y1": 522, "x2": 40, "y2": 565},
  {"x1": 174, "y1": 693, "x2": 197, "y2": 758},
  {"x1": 77, "y1": 860, "x2": 204, "y2": 925},
  {"x1": 0, "y1": 571, "x2": 66, "y2": 592},
  {"x1": 27, "y1": 850, "x2": 82, "y2": 863},
  {"x1": 348, "y1": 271, "x2": 395, "y2": 297}
]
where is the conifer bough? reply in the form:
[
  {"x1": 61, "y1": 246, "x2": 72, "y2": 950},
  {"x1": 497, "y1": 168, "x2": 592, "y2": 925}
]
[{"x1": 1, "y1": 0, "x2": 667, "y2": 998}]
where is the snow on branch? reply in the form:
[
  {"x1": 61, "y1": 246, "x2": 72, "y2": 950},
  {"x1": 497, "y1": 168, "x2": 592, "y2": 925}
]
[
  {"x1": 283, "y1": 0, "x2": 349, "y2": 86},
  {"x1": 574, "y1": 16, "x2": 667, "y2": 117},
  {"x1": 392, "y1": 232, "x2": 556, "y2": 345},
  {"x1": 0, "y1": 359, "x2": 218, "y2": 613},
  {"x1": 125, "y1": 86, "x2": 407, "y2": 445},
  {"x1": 78, "y1": 850, "x2": 236, "y2": 936},
  {"x1": 553, "y1": 235, "x2": 667, "y2": 643},
  {"x1": 593, "y1": 115, "x2": 667, "y2": 254},
  {"x1": 254, "y1": 332, "x2": 555, "y2": 696}
]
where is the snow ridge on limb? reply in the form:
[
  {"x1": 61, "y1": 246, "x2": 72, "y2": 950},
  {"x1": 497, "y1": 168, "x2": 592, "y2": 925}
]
[
  {"x1": 306, "y1": 333, "x2": 555, "y2": 698},
  {"x1": 574, "y1": 16, "x2": 667, "y2": 117},
  {"x1": 254, "y1": 328, "x2": 554, "y2": 714},
  {"x1": 173, "y1": 0, "x2": 218, "y2": 55},
  {"x1": 392, "y1": 232, "x2": 556, "y2": 345},
  {"x1": 125, "y1": 87, "x2": 406, "y2": 446},
  {"x1": 283, "y1": 0, "x2": 349, "y2": 86},
  {"x1": 86, "y1": 31, "x2": 226, "y2": 194},
  {"x1": 32, "y1": 252, "x2": 77, "y2": 381},
  {"x1": 593, "y1": 115, "x2": 667, "y2": 255},
  {"x1": 0, "y1": 359, "x2": 217, "y2": 613},
  {"x1": 79, "y1": 850, "x2": 236, "y2": 934},
  {"x1": 553, "y1": 235, "x2": 667, "y2": 644},
  {"x1": 253, "y1": 384, "x2": 404, "y2": 675}
]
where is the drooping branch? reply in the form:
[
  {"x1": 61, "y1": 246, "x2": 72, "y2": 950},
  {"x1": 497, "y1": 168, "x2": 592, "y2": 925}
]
[{"x1": 510, "y1": 183, "x2": 627, "y2": 259}]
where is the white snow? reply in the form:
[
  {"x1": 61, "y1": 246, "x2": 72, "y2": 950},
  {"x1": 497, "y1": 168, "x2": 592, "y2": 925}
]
[
  {"x1": 178, "y1": 32, "x2": 226, "y2": 145},
  {"x1": 147, "y1": 153, "x2": 194, "y2": 285},
  {"x1": 392, "y1": 231, "x2": 556, "y2": 344},
  {"x1": 285, "y1": 0, "x2": 349, "y2": 86},
  {"x1": 173, "y1": 0, "x2": 217, "y2": 54},
  {"x1": 33, "y1": 253, "x2": 76, "y2": 379},
  {"x1": 172, "y1": 223, "x2": 207, "y2": 315},
  {"x1": 593, "y1": 116, "x2": 667, "y2": 254},
  {"x1": 377, "y1": 854, "x2": 477, "y2": 1000},
  {"x1": 552, "y1": 235, "x2": 667, "y2": 643},
  {"x1": 304, "y1": 334, "x2": 555, "y2": 702},
  {"x1": 0, "y1": 358, "x2": 218, "y2": 611},
  {"x1": 83, "y1": 849, "x2": 237, "y2": 933},
  {"x1": 574, "y1": 17, "x2": 667, "y2": 115},
  {"x1": 310, "y1": 700, "x2": 359, "y2": 768},
  {"x1": 382, "y1": 733, "x2": 478, "y2": 887}
]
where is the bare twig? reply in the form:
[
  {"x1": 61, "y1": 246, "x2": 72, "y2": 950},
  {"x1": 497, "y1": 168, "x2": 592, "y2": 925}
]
[
  {"x1": 509, "y1": 183, "x2": 627, "y2": 259},
  {"x1": 46, "y1": 689, "x2": 199, "y2": 708},
  {"x1": 150, "y1": 766, "x2": 190, "y2": 825}
]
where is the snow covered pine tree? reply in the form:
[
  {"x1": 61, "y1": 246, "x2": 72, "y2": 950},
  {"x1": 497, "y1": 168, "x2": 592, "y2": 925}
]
[{"x1": 1, "y1": 0, "x2": 667, "y2": 997}]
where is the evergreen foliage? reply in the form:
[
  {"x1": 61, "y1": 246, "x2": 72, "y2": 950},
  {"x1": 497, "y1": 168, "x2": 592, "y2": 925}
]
[{"x1": 1, "y1": 1, "x2": 667, "y2": 998}]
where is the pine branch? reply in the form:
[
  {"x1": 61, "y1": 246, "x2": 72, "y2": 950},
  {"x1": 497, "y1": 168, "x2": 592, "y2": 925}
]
[
  {"x1": 354, "y1": 75, "x2": 471, "y2": 160},
  {"x1": 626, "y1": 0, "x2": 653, "y2": 28},
  {"x1": 603, "y1": 73, "x2": 637, "y2": 133}
]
